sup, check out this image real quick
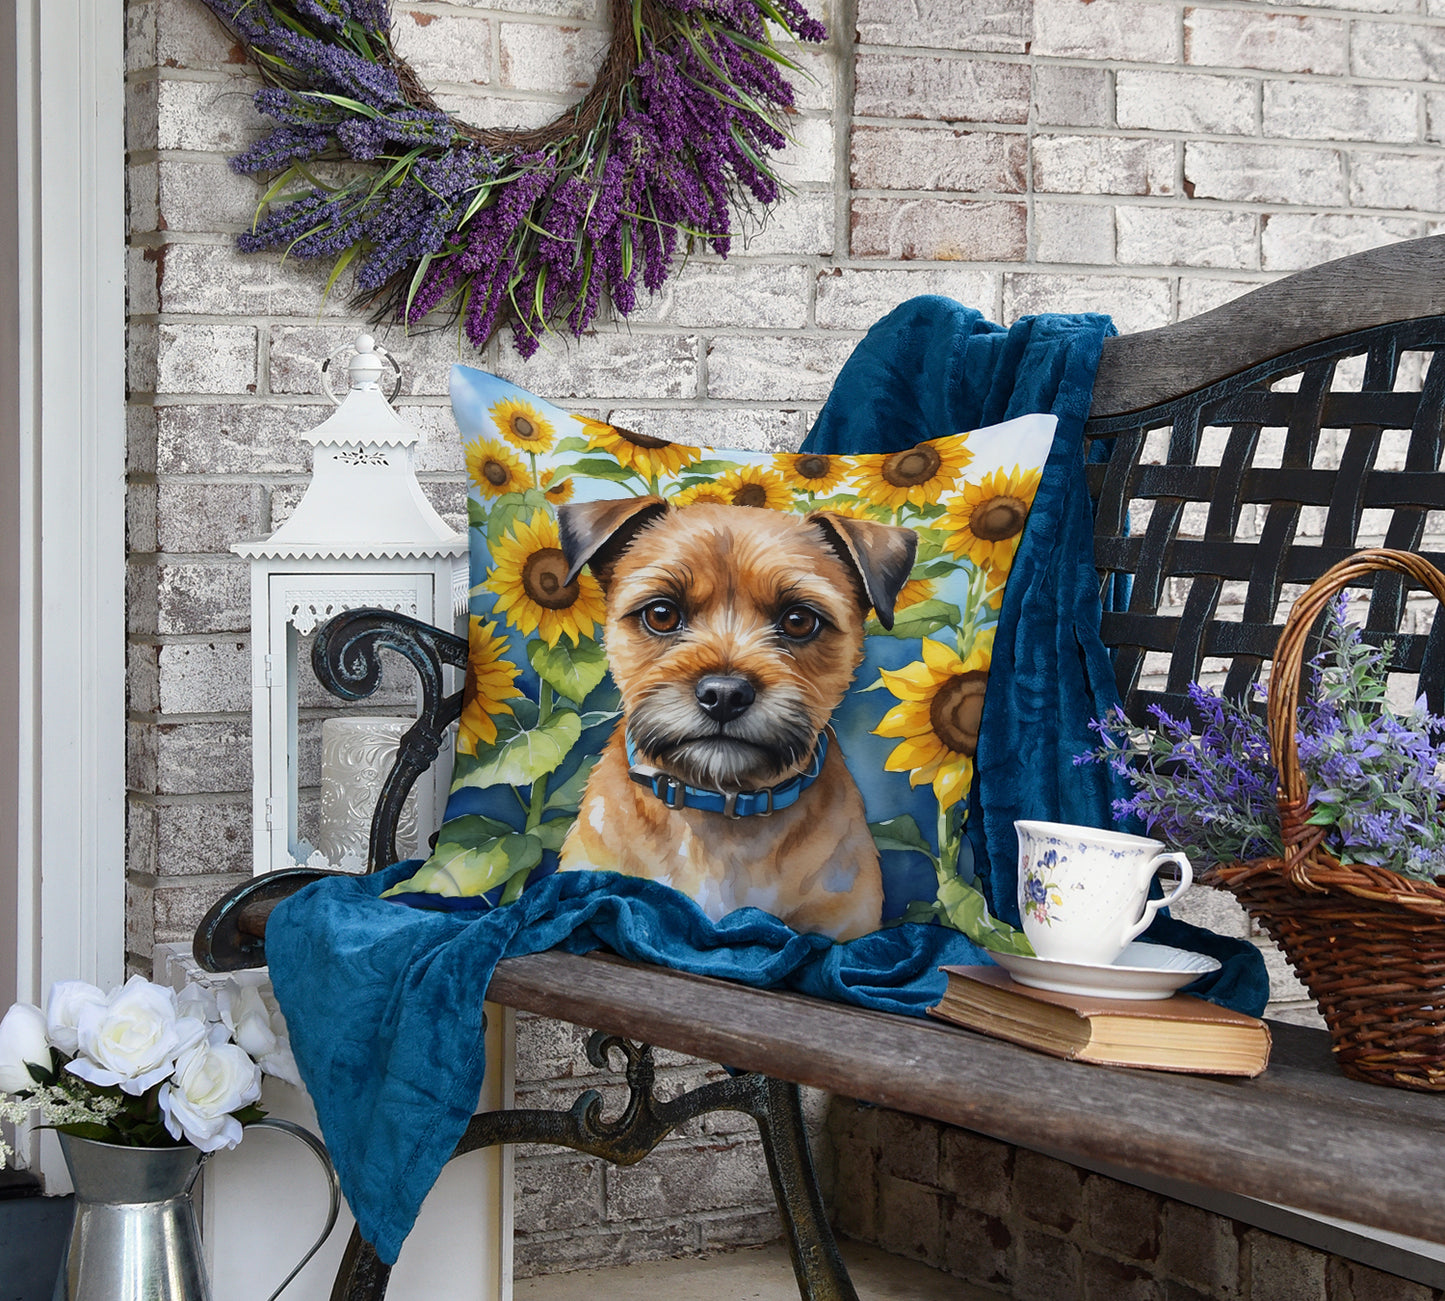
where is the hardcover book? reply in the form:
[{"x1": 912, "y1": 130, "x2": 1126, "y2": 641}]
[{"x1": 930, "y1": 966, "x2": 1271, "y2": 1076}]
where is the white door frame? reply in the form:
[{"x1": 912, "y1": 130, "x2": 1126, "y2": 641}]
[{"x1": 0, "y1": 0, "x2": 127, "y2": 1173}]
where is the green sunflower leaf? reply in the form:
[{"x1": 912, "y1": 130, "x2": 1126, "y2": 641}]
[
  {"x1": 385, "y1": 831, "x2": 542, "y2": 898},
  {"x1": 543, "y1": 757, "x2": 599, "y2": 813},
  {"x1": 917, "y1": 557, "x2": 962, "y2": 580},
  {"x1": 566, "y1": 457, "x2": 644, "y2": 484},
  {"x1": 431, "y1": 812, "x2": 519, "y2": 846},
  {"x1": 533, "y1": 816, "x2": 575, "y2": 853},
  {"x1": 454, "y1": 708, "x2": 582, "y2": 790},
  {"x1": 554, "y1": 435, "x2": 591, "y2": 455},
  {"x1": 468, "y1": 497, "x2": 488, "y2": 529},
  {"x1": 865, "y1": 599, "x2": 962, "y2": 641},
  {"x1": 868, "y1": 814, "x2": 933, "y2": 857},
  {"x1": 487, "y1": 488, "x2": 552, "y2": 549},
  {"x1": 528, "y1": 637, "x2": 609, "y2": 703},
  {"x1": 679, "y1": 458, "x2": 743, "y2": 475}
]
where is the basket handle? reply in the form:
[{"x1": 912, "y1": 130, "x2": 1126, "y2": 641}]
[{"x1": 1266, "y1": 548, "x2": 1445, "y2": 884}]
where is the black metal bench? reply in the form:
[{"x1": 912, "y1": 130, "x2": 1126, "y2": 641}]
[{"x1": 195, "y1": 235, "x2": 1445, "y2": 1300}]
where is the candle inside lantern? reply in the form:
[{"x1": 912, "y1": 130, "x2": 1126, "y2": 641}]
[{"x1": 317, "y1": 717, "x2": 420, "y2": 869}]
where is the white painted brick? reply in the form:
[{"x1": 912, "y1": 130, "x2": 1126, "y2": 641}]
[
  {"x1": 150, "y1": 721, "x2": 252, "y2": 796},
  {"x1": 156, "y1": 561, "x2": 251, "y2": 634},
  {"x1": 129, "y1": 403, "x2": 158, "y2": 476},
  {"x1": 155, "y1": 241, "x2": 346, "y2": 319},
  {"x1": 128, "y1": 78, "x2": 158, "y2": 154},
  {"x1": 498, "y1": 22, "x2": 607, "y2": 94},
  {"x1": 130, "y1": 323, "x2": 159, "y2": 394},
  {"x1": 127, "y1": 1, "x2": 157, "y2": 74},
  {"x1": 458, "y1": 0, "x2": 598, "y2": 16},
  {"x1": 129, "y1": 246, "x2": 160, "y2": 317},
  {"x1": 156, "y1": 159, "x2": 259, "y2": 233},
  {"x1": 393, "y1": 10, "x2": 493, "y2": 88},
  {"x1": 1033, "y1": 136, "x2": 1175, "y2": 198},
  {"x1": 493, "y1": 333, "x2": 699, "y2": 400},
  {"x1": 854, "y1": 55, "x2": 1032, "y2": 125},
  {"x1": 434, "y1": 91, "x2": 558, "y2": 133},
  {"x1": 153, "y1": 0, "x2": 239, "y2": 69},
  {"x1": 788, "y1": 49, "x2": 837, "y2": 116},
  {"x1": 1427, "y1": 91, "x2": 1445, "y2": 145},
  {"x1": 1116, "y1": 206, "x2": 1258, "y2": 269},
  {"x1": 1033, "y1": 0, "x2": 1180, "y2": 63},
  {"x1": 1115, "y1": 70, "x2": 1256, "y2": 135},
  {"x1": 156, "y1": 324, "x2": 257, "y2": 396},
  {"x1": 1185, "y1": 9, "x2": 1348, "y2": 75},
  {"x1": 815, "y1": 267, "x2": 999, "y2": 329},
  {"x1": 856, "y1": 0, "x2": 1031, "y2": 54},
  {"x1": 629, "y1": 262, "x2": 811, "y2": 329},
  {"x1": 156, "y1": 403, "x2": 316, "y2": 475},
  {"x1": 1003, "y1": 272, "x2": 1172, "y2": 334},
  {"x1": 155, "y1": 76, "x2": 264, "y2": 152},
  {"x1": 1035, "y1": 202, "x2": 1115, "y2": 265},
  {"x1": 1185, "y1": 141, "x2": 1345, "y2": 206},
  {"x1": 1349, "y1": 152, "x2": 1445, "y2": 213},
  {"x1": 1351, "y1": 21, "x2": 1445, "y2": 82},
  {"x1": 1034, "y1": 65, "x2": 1114, "y2": 129},
  {"x1": 128, "y1": 482, "x2": 158, "y2": 555},
  {"x1": 1261, "y1": 212, "x2": 1421, "y2": 271},
  {"x1": 1262, "y1": 80, "x2": 1417, "y2": 144},
  {"x1": 852, "y1": 126, "x2": 1026, "y2": 193},
  {"x1": 707, "y1": 336, "x2": 859, "y2": 401},
  {"x1": 156, "y1": 482, "x2": 267, "y2": 553},
  {"x1": 128, "y1": 163, "x2": 159, "y2": 237},
  {"x1": 606, "y1": 407, "x2": 809, "y2": 453},
  {"x1": 773, "y1": 115, "x2": 835, "y2": 187},
  {"x1": 851, "y1": 198, "x2": 1027, "y2": 261},
  {"x1": 735, "y1": 192, "x2": 834, "y2": 256},
  {"x1": 1176, "y1": 277, "x2": 1263, "y2": 320},
  {"x1": 1272, "y1": 0, "x2": 1419, "y2": 11}
]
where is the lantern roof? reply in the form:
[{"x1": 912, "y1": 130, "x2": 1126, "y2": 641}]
[{"x1": 234, "y1": 334, "x2": 467, "y2": 562}]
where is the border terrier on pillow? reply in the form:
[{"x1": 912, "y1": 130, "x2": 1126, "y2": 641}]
[{"x1": 554, "y1": 497, "x2": 916, "y2": 941}]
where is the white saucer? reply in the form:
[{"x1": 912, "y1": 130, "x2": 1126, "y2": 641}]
[{"x1": 990, "y1": 941, "x2": 1222, "y2": 1001}]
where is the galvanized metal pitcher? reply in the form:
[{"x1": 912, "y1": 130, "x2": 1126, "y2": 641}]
[{"x1": 53, "y1": 1119, "x2": 339, "y2": 1301}]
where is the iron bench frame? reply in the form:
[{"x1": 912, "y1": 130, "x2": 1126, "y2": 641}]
[{"x1": 196, "y1": 235, "x2": 1445, "y2": 1300}]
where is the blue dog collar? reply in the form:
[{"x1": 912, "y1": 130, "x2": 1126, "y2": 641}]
[{"x1": 626, "y1": 730, "x2": 829, "y2": 819}]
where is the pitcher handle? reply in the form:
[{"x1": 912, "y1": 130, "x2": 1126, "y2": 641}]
[{"x1": 243, "y1": 1116, "x2": 342, "y2": 1301}]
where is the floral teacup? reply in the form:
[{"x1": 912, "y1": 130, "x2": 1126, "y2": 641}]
[{"x1": 1015, "y1": 820, "x2": 1193, "y2": 966}]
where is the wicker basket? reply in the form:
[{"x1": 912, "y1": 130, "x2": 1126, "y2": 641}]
[{"x1": 1202, "y1": 548, "x2": 1445, "y2": 1092}]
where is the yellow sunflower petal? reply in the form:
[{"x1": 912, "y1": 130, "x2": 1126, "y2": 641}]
[{"x1": 490, "y1": 396, "x2": 557, "y2": 454}]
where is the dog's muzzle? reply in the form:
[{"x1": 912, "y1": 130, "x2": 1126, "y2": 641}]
[{"x1": 626, "y1": 730, "x2": 829, "y2": 819}]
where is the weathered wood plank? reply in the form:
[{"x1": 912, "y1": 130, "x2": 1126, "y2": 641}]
[
  {"x1": 1092, "y1": 235, "x2": 1445, "y2": 417},
  {"x1": 488, "y1": 950, "x2": 1445, "y2": 1246}
]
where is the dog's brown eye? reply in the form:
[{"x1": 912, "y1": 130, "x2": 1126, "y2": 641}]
[
  {"x1": 641, "y1": 601, "x2": 682, "y2": 634},
  {"x1": 778, "y1": 606, "x2": 821, "y2": 641}
]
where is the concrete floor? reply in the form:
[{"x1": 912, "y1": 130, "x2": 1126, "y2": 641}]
[{"x1": 517, "y1": 1239, "x2": 999, "y2": 1300}]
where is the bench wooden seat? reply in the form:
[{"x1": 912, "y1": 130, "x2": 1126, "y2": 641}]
[{"x1": 195, "y1": 234, "x2": 1445, "y2": 1301}]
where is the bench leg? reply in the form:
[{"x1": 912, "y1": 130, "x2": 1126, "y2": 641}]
[{"x1": 327, "y1": 1035, "x2": 857, "y2": 1301}]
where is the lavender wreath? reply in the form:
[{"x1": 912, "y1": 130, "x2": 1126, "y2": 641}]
[{"x1": 197, "y1": 0, "x2": 825, "y2": 357}]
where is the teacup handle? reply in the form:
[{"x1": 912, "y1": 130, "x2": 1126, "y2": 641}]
[
  {"x1": 1121, "y1": 851, "x2": 1193, "y2": 948},
  {"x1": 243, "y1": 1116, "x2": 342, "y2": 1301}
]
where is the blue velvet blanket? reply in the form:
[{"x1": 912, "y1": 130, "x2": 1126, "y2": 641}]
[{"x1": 266, "y1": 300, "x2": 1268, "y2": 1265}]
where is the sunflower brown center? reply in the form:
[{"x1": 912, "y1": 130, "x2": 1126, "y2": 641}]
[
  {"x1": 929, "y1": 670, "x2": 988, "y2": 756},
  {"x1": 483, "y1": 460, "x2": 510, "y2": 487},
  {"x1": 970, "y1": 495, "x2": 1028, "y2": 542},
  {"x1": 795, "y1": 455, "x2": 831, "y2": 480},
  {"x1": 522, "y1": 548, "x2": 579, "y2": 609},
  {"x1": 509, "y1": 414, "x2": 539, "y2": 442},
  {"x1": 617, "y1": 425, "x2": 671, "y2": 449},
  {"x1": 732, "y1": 483, "x2": 768, "y2": 507},
  {"x1": 881, "y1": 445, "x2": 941, "y2": 487}
]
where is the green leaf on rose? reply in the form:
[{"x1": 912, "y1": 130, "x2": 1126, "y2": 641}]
[{"x1": 529, "y1": 637, "x2": 609, "y2": 703}]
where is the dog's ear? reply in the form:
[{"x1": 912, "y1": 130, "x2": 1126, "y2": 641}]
[
  {"x1": 810, "y1": 511, "x2": 918, "y2": 630},
  {"x1": 558, "y1": 497, "x2": 669, "y2": 588}
]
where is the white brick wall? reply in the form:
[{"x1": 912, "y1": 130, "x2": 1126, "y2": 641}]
[{"x1": 125, "y1": 0, "x2": 1445, "y2": 1274}]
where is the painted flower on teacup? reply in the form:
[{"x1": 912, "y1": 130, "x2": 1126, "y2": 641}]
[{"x1": 1021, "y1": 850, "x2": 1061, "y2": 925}]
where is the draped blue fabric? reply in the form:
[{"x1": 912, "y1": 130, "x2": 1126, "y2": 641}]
[{"x1": 265, "y1": 299, "x2": 1268, "y2": 1266}]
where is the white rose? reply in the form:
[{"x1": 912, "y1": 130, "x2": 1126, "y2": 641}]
[
  {"x1": 68, "y1": 975, "x2": 205, "y2": 1096},
  {"x1": 218, "y1": 974, "x2": 301, "y2": 1088},
  {"x1": 176, "y1": 982, "x2": 218, "y2": 1027},
  {"x1": 159, "y1": 1036, "x2": 262, "y2": 1153},
  {"x1": 0, "y1": 1003, "x2": 52, "y2": 1094},
  {"x1": 46, "y1": 981, "x2": 107, "y2": 1056}
]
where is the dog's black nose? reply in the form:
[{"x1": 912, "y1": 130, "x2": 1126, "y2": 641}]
[{"x1": 695, "y1": 675, "x2": 755, "y2": 723}]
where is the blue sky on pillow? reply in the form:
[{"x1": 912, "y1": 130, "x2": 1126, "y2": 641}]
[{"x1": 385, "y1": 365, "x2": 1055, "y2": 948}]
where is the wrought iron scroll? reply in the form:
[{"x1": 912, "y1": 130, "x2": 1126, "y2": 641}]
[
  {"x1": 330, "y1": 1035, "x2": 858, "y2": 1301},
  {"x1": 310, "y1": 609, "x2": 467, "y2": 871},
  {"x1": 1084, "y1": 315, "x2": 1445, "y2": 726}
]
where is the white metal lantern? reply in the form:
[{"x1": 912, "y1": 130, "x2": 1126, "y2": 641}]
[{"x1": 234, "y1": 333, "x2": 467, "y2": 876}]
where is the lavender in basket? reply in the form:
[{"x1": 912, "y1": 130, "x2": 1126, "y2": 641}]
[{"x1": 1076, "y1": 596, "x2": 1445, "y2": 883}]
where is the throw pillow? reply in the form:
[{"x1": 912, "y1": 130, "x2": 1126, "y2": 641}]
[{"x1": 384, "y1": 365, "x2": 1055, "y2": 942}]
